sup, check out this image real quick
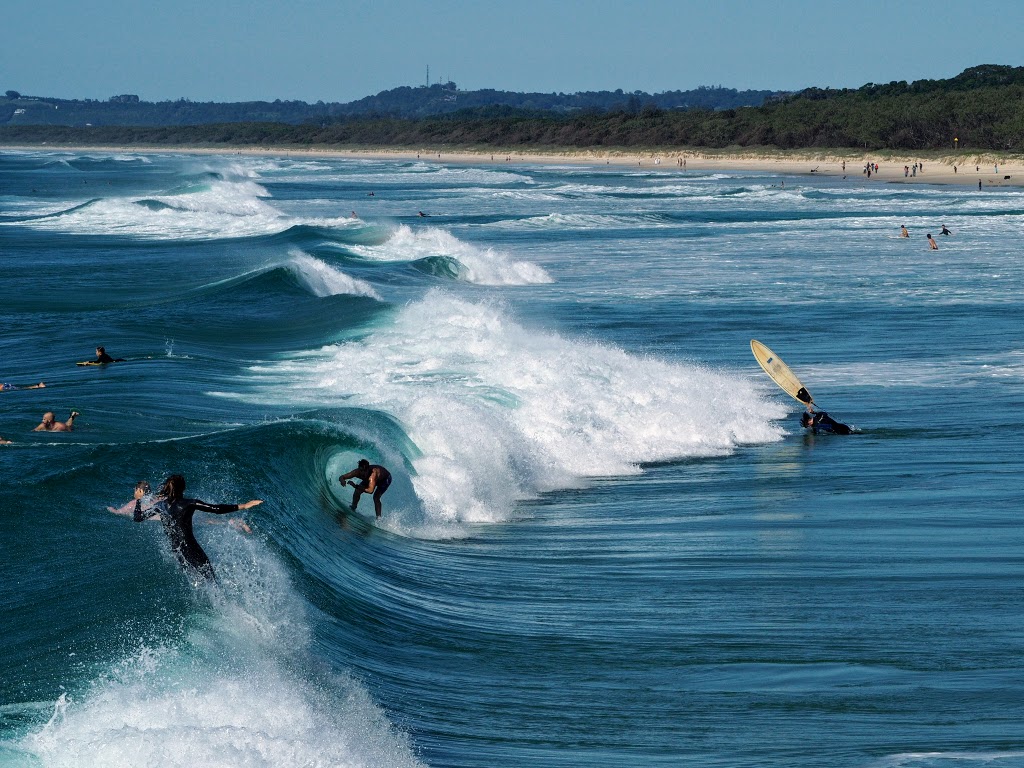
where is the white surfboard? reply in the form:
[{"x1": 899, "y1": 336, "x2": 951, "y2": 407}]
[{"x1": 750, "y1": 340, "x2": 814, "y2": 406}]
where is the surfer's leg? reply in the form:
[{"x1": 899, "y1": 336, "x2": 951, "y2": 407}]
[{"x1": 351, "y1": 487, "x2": 364, "y2": 511}]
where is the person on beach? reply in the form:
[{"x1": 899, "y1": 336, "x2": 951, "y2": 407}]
[
  {"x1": 927, "y1": 234, "x2": 939, "y2": 250},
  {"x1": 940, "y1": 225, "x2": 953, "y2": 236},
  {"x1": 900, "y1": 225, "x2": 910, "y2": 238},
  {"x1": 34, "y1": 411, "x2": 79, "y2": 432},
  {"x1": 2, "y1": 382, "x2": 45, "y2": 392},
  {"x1": 130, "y1": 474, "x2": 263, "y2": 581},
  {"x1": 93, "y1": 346, "x2": 125, "y2": 364},
  {"x1": 339, "y1": 459, "x2": 392, "y2": 519},
  {"x1": 979, "y1": 180, "x2": 983, "y2": 190}
]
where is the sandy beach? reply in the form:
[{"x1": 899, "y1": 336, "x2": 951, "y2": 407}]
[{"x1": 4, "y1": 143, "x2": 1024, "y2": 188}]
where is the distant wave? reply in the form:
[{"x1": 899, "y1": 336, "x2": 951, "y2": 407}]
[{"x1": 349, "y1": 224, "x2": 552, "y2": 285}]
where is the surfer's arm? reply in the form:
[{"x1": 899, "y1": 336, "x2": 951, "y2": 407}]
[
  {"x1": 132, "y1": 499, "x2": 160, "y2": 522},
  {"x1": 191, "y1": 499, "x2": 263, "y2": 515}
]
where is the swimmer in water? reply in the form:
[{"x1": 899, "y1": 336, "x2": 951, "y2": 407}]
[
  {"x1": 339, "y1": 459, "x2": 392, "y2": 518},
  {"x1": 131, "y1": 474, "x2": 262, "y2": 581},
  {"x1": 93, "y1": 346, "x2": 125, "y2": 364},
  {"x1": 900, "y1": 225, "x2": 910, "y2": 238},
  {"x1": 1, "y1": 382, "x2": 45, "y2": 392},
  {"x1": 34, "y1": 411, "x2": 79, "y2": 432},
  {"x1": 927, "y1": 233, "x2": 939, "y2": 250}
]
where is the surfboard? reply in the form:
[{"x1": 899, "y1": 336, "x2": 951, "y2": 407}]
[
  {"x1": 750, "y1": 340, "x2": 814, "y2": 406},
  {"x1": 76, "y1": 361, "x2": 103, "y2": 366}
]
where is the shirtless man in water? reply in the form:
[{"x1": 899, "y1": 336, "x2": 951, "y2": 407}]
[
  {"x1": 34, "y1": 411, "x2": 79, "y2": 432},
  {"x1": 339, "y1": 459, "x2": 392, "y2": 518}
]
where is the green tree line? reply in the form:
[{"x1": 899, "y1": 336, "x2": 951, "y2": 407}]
[{"x1": 3, "y1": 66, "x2": 1023, "y2": 151}]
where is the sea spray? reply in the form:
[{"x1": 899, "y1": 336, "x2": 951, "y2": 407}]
[{"x1": 242, "y1": 291, "x2": 785, "y2": 527}]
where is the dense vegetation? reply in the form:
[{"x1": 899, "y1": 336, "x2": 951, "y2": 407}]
[
  {"x1": 0, "y1": 83, "x2": 779, "y2": 127},
  {"x1": 3, "y1": 66, "x2": 1024, "y2": 152}
]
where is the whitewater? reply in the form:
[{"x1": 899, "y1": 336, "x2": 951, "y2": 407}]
[{"x1": 2, "y1": 150, "x2": 1023, "y2": 768}]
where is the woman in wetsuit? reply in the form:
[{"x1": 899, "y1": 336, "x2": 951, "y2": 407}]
[{"x1": 134, "y1": 474, "x2": 262, "y2": 580}]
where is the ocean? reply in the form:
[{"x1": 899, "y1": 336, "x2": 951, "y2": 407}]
[{"x1": 1, "y1": 149, "x2": 1023, "y2": 768}]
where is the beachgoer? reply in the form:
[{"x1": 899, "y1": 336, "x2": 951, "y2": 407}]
[
  {"x1": 979, "y1": 180, "x2": 983, "y2": 190},
  {"x1": 94, "y1": 346, "x2": 125, "y2": 364},
  {"x1": 800, "y1": 409, "x2": 851, "y2": 435},
  {"x1": 927, "y1": 234, "x2": 939, "y2": 250},
  {"x1": 34, "y1": 411, "x2": 79, "y2": 432},
  {"x1": 940, "y1": 225, "x2": 952, "y2": 236},
  {"x1": 900, "y1": 225, "x2": 910, "y2": 238},
  {"x1": 0, "y1": 437, "x2": 12, "y2": 445},
  {"x1": 1, "y1": 382, "x2": 45, "y2": 392},
  {"x1": 131, "y1": 474, "x2": 262, "y2": 581},
  {"x1": 339, "y1": 459, "x2": 392, "y2": 518}
]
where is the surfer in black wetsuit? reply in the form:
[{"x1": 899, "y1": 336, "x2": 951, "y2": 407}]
[
  {"x1": 800, "y1": 410, "x2": 852, "y2": 435},
  {"x1": 339, "y1": 459, "x2": 392, "y2": 518},
  {"x1": 94, "y1": 346, "x2": 125, "y2": 364},
  {"x1": 132, "y1": 474, "x2": 262, "y2": 581}
]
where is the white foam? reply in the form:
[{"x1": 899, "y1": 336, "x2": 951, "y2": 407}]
[
  {"x1": 243, "y1": 292, "x2": 785, "y2": 528},
  {"x1": 16, "y1": 538, "x2": 423, "y2": 768},
  {"x1": 351, "y1": 225, "x2": 552, "y2": 285},
  {"x1": 286, "y1": 251, "x2": 381, "y2": 299}
]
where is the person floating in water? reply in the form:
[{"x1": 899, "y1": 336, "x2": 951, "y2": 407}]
[
  {"x1": 94, "y1": 346, "x2": 125, "y2": 364},
  {"x1": 927, "y1": 233, "x2": 939, "y2": 250},
  {"x1": 131, "y1": 474, "x2": 262, "y2": 581},
  {"x1": 2, "y1": 381, "x2": 45, "y2": 392},
  {"x1": 339, "y1": 459, "x2": 392, "y2": 518},
  {"x1": 800, "y1": 409, "x2": 852, "y2": 435},
  {"x1": 34, "y1": 410, "x2": 79, "y2": 432},
  {"x1": 0, "y1": 436, "x2": 12, "y2": 445},
  {"x1": 900, "y1": 225, "x2": 910, "y2": 238}
]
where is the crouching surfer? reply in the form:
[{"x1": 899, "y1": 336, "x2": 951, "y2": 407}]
[
  {"x1": 339, "y1": 459, "x2": 392, "y2": 518},
  {"x1": 800, "y1": 409, "x2": 852, "y2": 435}
]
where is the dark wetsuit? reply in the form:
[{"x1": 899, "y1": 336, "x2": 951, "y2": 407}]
[
  {"x1": 806, "y1": 411, "x2": 852, "y2": 435},
  {"x1": 135, "y1": 497, "x2": 239, "y2": 579},
  {"x1": 95, "y1": 352, "x2": 125, "y2": 363}
]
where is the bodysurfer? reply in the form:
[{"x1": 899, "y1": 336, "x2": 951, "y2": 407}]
[{"x1": 339, "y1": 459, "x2": 392, "y2": 518}]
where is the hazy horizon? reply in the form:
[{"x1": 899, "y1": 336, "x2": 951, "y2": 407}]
[{"x1": 4, "y1": 0, "x2": 1022, "y2": 105}]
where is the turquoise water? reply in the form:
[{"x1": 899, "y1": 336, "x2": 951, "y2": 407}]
[{"x1": 2, "y1": 150, "x2": 1023, "y2": 767}]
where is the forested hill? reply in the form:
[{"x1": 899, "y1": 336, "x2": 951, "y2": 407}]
[
  {"x1": 3, "y1": 66, "x2": 1024, "y2": 151},
  {"x1": 0, "y1": 83, "x2": 781, "y2": 127}
]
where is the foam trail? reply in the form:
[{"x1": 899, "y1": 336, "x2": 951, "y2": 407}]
[
  {"x1": 351, "y1": 225, "x2": 552, "y2": 285},
  {"x1": 286, "y1": 251, "x2": 381, "y2": 299},
  {"x1": 244, "y1": 292, "x2": 785, "y2": 528},
  {"x1": 14, "y1": 538, "x2": 423, "y2": 768}
]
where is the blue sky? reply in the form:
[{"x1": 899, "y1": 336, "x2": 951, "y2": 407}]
[{"x1": 4, "y1": 0, "x2": 1022, "y2": 103}]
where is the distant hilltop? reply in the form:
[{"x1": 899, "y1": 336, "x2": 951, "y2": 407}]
[
  {"x1": 4, "y1": 66, "x2": 1024, "y2": 152},
  {"x1": 0, "y1": 83, "x2": 784, "y2": 127}
]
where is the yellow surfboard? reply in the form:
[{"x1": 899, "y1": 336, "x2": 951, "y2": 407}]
[{"x1": 750, "y1": 340, "x2": 814, "y2": 406}]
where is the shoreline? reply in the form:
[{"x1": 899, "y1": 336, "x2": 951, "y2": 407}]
[{"x1": 3, "y1": 142, "x2": 1023, "y2": 188}]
